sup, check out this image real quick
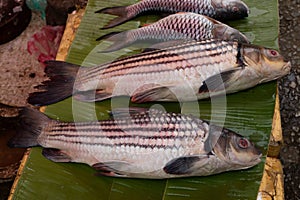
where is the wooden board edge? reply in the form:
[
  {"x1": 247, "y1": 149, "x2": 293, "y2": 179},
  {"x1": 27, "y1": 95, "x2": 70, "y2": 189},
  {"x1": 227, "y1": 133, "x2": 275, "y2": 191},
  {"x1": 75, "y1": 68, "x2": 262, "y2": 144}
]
[
  {"x1": 56, "y1": 8, "x2": 86, "y2": 61},
  {"x1": 258, "y1": 157, "x2": 284, "y2": 200},
  {"x1": 259, "y1": 85, "x2": 284, "y2": 200},
  {"x1": 267, "y1": 84, "x2": 283, "y2": 158},
  {"x1": 8, "y1": 149, "x2": 30, "y2": 200}
]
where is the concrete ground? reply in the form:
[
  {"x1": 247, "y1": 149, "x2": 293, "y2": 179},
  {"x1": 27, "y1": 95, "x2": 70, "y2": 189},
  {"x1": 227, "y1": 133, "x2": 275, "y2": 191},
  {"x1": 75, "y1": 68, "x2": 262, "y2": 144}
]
[{"x1": 278, "y1": 0, "x2": 300, "y2": 199}]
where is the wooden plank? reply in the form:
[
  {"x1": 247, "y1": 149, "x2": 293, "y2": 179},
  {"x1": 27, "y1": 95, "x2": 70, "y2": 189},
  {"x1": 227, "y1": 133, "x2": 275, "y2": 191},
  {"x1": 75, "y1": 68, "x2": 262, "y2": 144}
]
[
  {"x1": 56, "y1": 9, "x2": 86, "y2": 61},
  {"x1": 258, "y1": 157, "x2": 284, "y2": 200},
  {"x1": 267, "y1": 86, "x2": 283, "y2": 158},
  {"x1": 259, "y1": 88, "x2": 284, "y2": 200},
  {"x1": 8, "y1": 150, "x2": 30, "y2": 200}
]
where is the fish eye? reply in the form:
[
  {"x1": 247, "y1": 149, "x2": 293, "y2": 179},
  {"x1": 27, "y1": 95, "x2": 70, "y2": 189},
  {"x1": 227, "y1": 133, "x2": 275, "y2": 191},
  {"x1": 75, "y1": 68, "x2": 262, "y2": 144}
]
[
  {"x1": 238, "y1": 138, "x2": 249, "y2": 149},
  {"x1": 268, "y1": 49, "x2": 279, "y2": 57},
  {"x1": 232, "y1": 6, "x2": 239, "y2": 12}
]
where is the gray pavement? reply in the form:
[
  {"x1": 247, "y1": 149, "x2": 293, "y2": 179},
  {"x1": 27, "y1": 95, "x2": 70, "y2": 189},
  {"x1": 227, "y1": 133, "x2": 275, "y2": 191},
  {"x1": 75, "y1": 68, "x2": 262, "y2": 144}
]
[{"x1": 278, "y1": 0, "x2": 300, "y2": 199}]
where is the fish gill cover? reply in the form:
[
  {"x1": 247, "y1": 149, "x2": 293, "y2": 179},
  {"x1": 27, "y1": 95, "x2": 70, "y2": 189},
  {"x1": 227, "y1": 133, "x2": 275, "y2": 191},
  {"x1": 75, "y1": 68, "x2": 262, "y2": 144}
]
[{"x1": 11, "y1": 0, "x2": 280, "y2": 199}]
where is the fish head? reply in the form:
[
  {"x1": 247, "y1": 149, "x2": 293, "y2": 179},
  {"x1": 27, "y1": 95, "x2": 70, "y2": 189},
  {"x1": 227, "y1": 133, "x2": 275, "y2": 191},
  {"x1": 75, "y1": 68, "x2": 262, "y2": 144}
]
[
  {"x1": 212, "y1": 23, "x2": 250, "y2": 43},
  {"x1": 213, "y1": 129, "x2": 262, "y2": 169},
  {"x1": 211, "y1": 0, "x2": 249, "y2": 20},
  {"x1": 242, "y1": 44, "x2": 291, "y2": 81}
]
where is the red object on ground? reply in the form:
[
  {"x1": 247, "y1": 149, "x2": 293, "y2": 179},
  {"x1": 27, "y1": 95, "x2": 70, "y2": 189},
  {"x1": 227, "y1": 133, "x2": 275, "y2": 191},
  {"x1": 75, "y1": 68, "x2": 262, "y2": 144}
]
[{"x1": 27, "y1": 25, "x2": 65, "y2": 66}]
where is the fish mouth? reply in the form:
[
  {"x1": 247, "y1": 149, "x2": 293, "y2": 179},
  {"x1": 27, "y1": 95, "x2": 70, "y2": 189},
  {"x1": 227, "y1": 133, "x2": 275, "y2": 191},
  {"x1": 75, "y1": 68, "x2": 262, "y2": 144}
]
[
  {"x1": 240, "y1": 1, "x2": 250, "y2": 16},
  {"x1": 283, "y1": 61, "x2": 292, "y2": 72},
  {"x1": 230, "y1": 1, "x2": 250, "y2": 18},
  {"x1": 254, "y1": 153, "x2": 262, "y2": 162},
  {"x1": 244, "y1": 145, "x2": 262, "y2": 167},
  {"x1": 240, "y1": 153, "x2": 262, "y2": 168}
]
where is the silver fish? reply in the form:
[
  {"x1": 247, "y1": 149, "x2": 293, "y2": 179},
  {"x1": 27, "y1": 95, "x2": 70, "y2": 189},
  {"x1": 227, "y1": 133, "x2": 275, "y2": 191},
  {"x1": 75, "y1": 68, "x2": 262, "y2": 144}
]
[
  {"x1": 97, "y1": 12, "x2": 250, "y2": 52},
  {"x1": 28, "y1": 39, "x2": 291, "y2": 106},
  {"x1": 9, "y1": 108, "x2": 261, "y2": 179},
  {"x1": 96, "y1": 0, "x2": 250, "y2": 29}
]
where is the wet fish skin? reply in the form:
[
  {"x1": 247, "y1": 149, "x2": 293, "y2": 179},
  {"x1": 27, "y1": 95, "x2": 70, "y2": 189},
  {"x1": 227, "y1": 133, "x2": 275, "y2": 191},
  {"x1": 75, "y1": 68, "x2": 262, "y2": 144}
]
[
  {"x1": 212, "y1": 0, "x2": 249, "y2": 20},
  {"x1": 27, "y1": 39, "x2": 291, "y2": 106},
  {"x1": 96, "y1": 0, "x2": 249, "y2": 29},
  {"x1": 8, "y1": 108, "x2": 262, "y2": 179},
  {"x1": 97, "y1": 12, "x2": 250, "y2": 52}
]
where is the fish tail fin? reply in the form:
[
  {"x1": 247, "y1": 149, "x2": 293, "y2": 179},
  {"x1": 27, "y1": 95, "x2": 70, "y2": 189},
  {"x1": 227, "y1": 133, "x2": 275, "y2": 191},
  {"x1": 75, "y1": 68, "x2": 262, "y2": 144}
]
[
  {"x1": 96, "y1": 6, "x2": 131, "y2": 29},
  {"x1": 97, "y1": 31, "x2": 133, "y2": 52},
  {"x1": 8, "y1": 108, "x2": 51, "y2": 148},
  {"x1": 96, "y1": 31, "x2": 122, "y2": 41},
  {"x1": 28, "y1": 60, "x2": 80, "y2": 106}
]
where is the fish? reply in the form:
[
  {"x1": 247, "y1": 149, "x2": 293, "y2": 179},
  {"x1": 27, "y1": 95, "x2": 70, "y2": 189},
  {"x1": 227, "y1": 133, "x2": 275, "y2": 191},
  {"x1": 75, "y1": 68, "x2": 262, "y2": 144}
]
[
  {"x1": 96, "y1": 0, "x2": 250, "y2": 29},
  {"x1": 8, "y1": 107, "x2": 262, "y2": 179},
  {"x1": 96, "y1": 12, "x2": 250, "y2": 52},
  {"x1": 28, "y1": 39, "x2": 291, "y2": 106}
]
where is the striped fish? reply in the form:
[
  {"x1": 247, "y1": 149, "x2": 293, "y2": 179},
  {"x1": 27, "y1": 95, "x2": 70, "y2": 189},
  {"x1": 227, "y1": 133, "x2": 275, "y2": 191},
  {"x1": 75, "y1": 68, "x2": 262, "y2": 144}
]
[
  {"x1": 8, "y1": 108, "x2": 262, "y2": 178},
  {"x1": 96, "y1": 12, "x2": 250, "y2": 52},
  {"x1": 96, "y1": 0, "x2": 250, "y2": 29},
  {"x1": 28, "y1": 39, "x2": 291, "y2": 106}
]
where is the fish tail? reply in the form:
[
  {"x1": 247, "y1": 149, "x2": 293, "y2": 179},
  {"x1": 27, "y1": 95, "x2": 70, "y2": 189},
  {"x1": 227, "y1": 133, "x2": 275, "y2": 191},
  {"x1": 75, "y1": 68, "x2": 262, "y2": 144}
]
[
  {"x1": 8, "y1": 108, "x2": 51, "y2": 148},
  {"x1": 96, "y1": 6, "x2": 131, "y2": 29},
  {"x1": 97, "y1": 31, "x2": 133, "y2": 52},
  {"x1": 28, "y1": 60, "x2": 80, "y2": 106}
]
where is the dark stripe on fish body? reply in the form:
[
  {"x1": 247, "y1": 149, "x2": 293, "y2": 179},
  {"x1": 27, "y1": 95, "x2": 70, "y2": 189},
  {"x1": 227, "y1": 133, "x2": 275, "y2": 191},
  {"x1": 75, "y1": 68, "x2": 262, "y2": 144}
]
[
  {"x1": 46, "y1": 129, "x2": 195, "y2": 149},
  {"x1": 99, "y1": 51, "x2": 234, "y2": 79},
  {"x1": 80, "y1": 41, "x2": 238, "y2": 82},
  {"x1": 46, "y1": 136, "x2": 178, "y2": 149},
  {"x1": 47, "y1": 133, "x2": 188, "y2": 140},
  {"x1": 49, "y1": 114, "x2": 206, "y2": 132},
  {"x1": 42, "y1": 111, "x2": 208, "y2": 150},
  {"x1": 82, "y1": 39, "x2": 223, "y2": 76},
  {"x1": 46, "y1": 120, "x2": 206, "y2": 141},
  {"x1": 99, "y1": 50, "x2": 227, "y2": 75},
  {"x1": 94, "y1": 53, "x2": 226, "y2": 79},
  {"x1": 101, "y1": 40, "x2": 225, "y2": 69},
  {"x1": 48, "y1": 124, "x2": 201, "y2": 137}
]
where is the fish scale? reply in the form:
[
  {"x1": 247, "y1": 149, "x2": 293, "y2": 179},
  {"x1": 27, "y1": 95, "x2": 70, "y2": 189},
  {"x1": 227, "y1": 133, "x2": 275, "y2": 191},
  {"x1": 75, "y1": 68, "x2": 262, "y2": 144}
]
[
  {"x1": 96, "y1": 0, "x2": 249, "y2": 30},
  {"x1": 128, "y1": 0, "x2": 214, "y2": 18},
  {"x1": 40, "y1": 113, "x2": 205, "y2": 155},
  {"x1": 39, "y1": 110, "x2": 207, "y2": 170},
  {"x1": 129, "y1": 13, "x2": 215, "y2": 41},
  {"x1": 44, "y1": 110, "x2": 207, "y2": 140},
  {"x1": 73, "y1": 40, "x2": 237, "y2": 101},
  {"x1": 9, "y1": 108, "x2": 262, "y2": 178},
  {"x1": 76, "y1": 40, "x2": 238, "y2": 88}
]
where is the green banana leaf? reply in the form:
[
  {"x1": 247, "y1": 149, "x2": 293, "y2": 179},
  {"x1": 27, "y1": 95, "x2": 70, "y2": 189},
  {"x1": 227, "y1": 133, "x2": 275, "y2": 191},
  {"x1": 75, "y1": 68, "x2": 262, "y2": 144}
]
[{"x1": 11, "y1": 0, "x2": 280, "y2": 199}]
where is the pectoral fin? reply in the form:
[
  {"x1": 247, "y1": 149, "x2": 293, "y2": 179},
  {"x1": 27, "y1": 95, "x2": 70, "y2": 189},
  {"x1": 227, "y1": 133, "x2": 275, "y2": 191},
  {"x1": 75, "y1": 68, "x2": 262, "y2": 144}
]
[
  {"x1": 199, "y1": 67, "x2": 243, "y2": 93},
  {"x1": 74, "y1": 90, "x2": 112, "y2": 102},
  {"x1": 42, "y1": 148, "x2": 72, "y2": 162},
  {"x1": 163, "y1": 156, "x2": 209, "y2": 175},
  {"x1": 131, "y1": 84, "x2": 175, "y2": 103},
  {"x1": 92, "y1": 161, "x2": 132, "y2": 177}
]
